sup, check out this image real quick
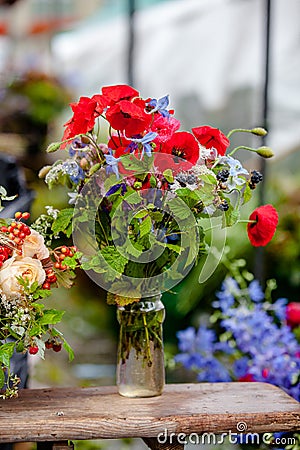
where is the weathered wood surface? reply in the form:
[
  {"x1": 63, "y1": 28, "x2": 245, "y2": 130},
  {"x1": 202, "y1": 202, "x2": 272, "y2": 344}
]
[{"x1": 0, "y1": 383, "x2": 299, "y2": 443}]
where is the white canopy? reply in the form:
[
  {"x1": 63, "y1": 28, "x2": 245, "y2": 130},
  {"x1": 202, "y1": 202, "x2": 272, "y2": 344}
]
[{"x1": 49, "y1": 0, "x2": 300, "y2": 160}]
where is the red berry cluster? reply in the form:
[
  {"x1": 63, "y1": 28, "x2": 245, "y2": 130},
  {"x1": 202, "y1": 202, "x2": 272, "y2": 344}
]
[
  {"x1": 1, "y1": 211, "x2": 31, "y2": 249},
  {"x1": 45, "y1": 340, "x2": 62, "y2": 352},
  {"x1": 0, "y1": 246, "x2": 12, "y2": 268},
  {"x1": 42, "y1": 268, "x2": 58, "y2": 290},
  {"x1": 28, "y1": 345, "x2": 39, "y2": 355},
  {"x1": 53, "y1": 245, "x2": 76, "y2": 271}
]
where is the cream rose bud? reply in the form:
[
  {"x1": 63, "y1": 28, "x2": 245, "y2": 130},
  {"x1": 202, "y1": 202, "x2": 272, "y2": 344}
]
[
  {"x1": 22, "y1": 229, "x2": 49, "y2": 260},
  {"x1": 0, "y1": 256, "x2": 46, "y2": 298}
]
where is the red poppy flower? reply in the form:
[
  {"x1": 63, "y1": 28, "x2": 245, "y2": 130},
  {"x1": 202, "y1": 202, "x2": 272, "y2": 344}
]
[
  {"x1": 161, "y1": 131, "x2": 199, "y2": 173},
  {"x1": 61, "y1": 96, "x2": 98, "y2": 147},
  {"x1": 101, "y1": 84, "x2": 139, "y2": 105},
  {"x1": 247, "y1": 204, "x2": 278, "y2": 247},
  {"x1": 106, "y1": 100, "x2": 151, "y2": 136},
  {"x1": 108, "y1": 136, "x2": 132, "y2": 154},
  {"x1": 91, "y1": 93, "x2": 109, "y2": 115},
  {"x1": 192, "y1": 125, "x2": 230, "y2": 156},
  {"x1": 149, "y1": 115, "x2": 181, "y2": 145},
  {"x1": 286, "y1": 302, "x2": 300, "y2": 328}
]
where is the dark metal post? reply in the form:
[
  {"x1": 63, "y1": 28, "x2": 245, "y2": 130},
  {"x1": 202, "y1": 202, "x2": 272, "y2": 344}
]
[
  {"x1": 254, "y1": 0, "x2": 272, "y2": 281},
  {"x1": 127, "y1": 0, "x2": 135, "y2": 86}
]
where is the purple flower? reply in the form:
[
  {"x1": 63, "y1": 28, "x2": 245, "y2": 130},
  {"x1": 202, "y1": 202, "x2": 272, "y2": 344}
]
[{"x1": 106, "y1": 183, "x2": 127, "y2": 197}]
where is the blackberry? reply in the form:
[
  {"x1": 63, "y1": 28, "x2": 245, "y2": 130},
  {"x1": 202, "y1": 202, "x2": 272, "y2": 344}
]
[
  {"x1": 186, "y1": 174, "x2": 197, "y2": 185},
  {"x1": 250, "y1": 170, "x2": 263, "y2": 184},
  {"x1": 175, "y1": 173, "x2": 188, "y2": 186},
  {"x1": 218, "y1": 200, "x2": 229, "y2": 211},
  {"x1": 217, "y1": 169, "x2": 230, "y2": 182}
]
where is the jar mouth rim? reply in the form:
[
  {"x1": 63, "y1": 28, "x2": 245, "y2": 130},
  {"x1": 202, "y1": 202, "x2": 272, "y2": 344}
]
[{"x1": 118, "y1": 298, "x2": 164, "y2": 312}]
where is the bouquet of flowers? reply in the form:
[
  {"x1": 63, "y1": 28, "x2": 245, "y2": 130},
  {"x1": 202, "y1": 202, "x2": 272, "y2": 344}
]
[
  {"x1": 41, "y1": 84, "x2": 278, "y2": 305},
  {"x1": 0, "y1": 196, "x2": 78, "y2": 398}
]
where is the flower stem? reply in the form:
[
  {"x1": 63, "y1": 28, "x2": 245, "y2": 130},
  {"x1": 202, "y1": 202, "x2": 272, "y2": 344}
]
[
  {"x1": 142, "y1": 313, "x2": 153, "y2": 366},
  {"x1": 228, "y1": 146, "x2": 258, "y2": 157},
  {"x1": 227, "y1": 128, "x2": 253, "y2": 139}
]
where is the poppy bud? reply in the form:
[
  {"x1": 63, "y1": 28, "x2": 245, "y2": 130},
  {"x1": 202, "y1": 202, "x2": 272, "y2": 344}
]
[
  {"x1": 46, "y1": 142, "x2": 62, "y2": 153},
  {"x1": 256, "y1": 146, "x2": 274, "y2": 158},
  {"x1": 251, "y1": 127, "x2": 268, "y2": 136}
]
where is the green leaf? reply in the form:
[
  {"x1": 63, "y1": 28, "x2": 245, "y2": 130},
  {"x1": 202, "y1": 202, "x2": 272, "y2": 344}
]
[
  {"x1": 124, "y1": 191, "x2": 142, "y2": 205},
  {"x1": 121, "y1": 154, "x2": 153, "y2": 172},
  {"x1": 63, "y1": 340, "x2": 74, "y2": 362},
  {"x1": 242, "y1": 184, "x2": 252, "y2": 204},
  {"x1": 168, "y1": 197, "x2": 192, "y2": 220},
  {"x1": 149, "y1": 175, "x2": 157, "y2": 187},
  {"x1": 0, "y1": 342, "x2": 15, "y2": 367},
  {"x1": 149, "y1": 210, "x2": 164, "y2": 222},
  {"x1": 0, "y1": 368, "x2": 4, "y2": 388},
  {"x1": 55, "y1": 269, "x2": 76, "y2": 289},
  {"x1": 139, "y1": 215, "x2": 152, "y2": 238},
  {"x1": 134, "y1": 209, "x2": 149, "y2": 219},
  {"x1": 39, "y1": 309, "x2": 65, "y2": 325},
  {"x1": 165, "y1": 243, "x2": 182, "y2": 253},
  {"x1": 52, "y1": 208, "x2": 74, "y2": 235},
  {"x1": 101, "y1": 246, "x2": 128, "y2": 273},
  {"x1": 16, "y1": 341, "x2": 25, "y2": 353},
  {"x1": 63, "y1": 252, "x2": 81, "y2": 270},
  {"x1": 29, "y1": 324, "x2": 43, "y2": 337},
  {"x1": 223, "y1": 205, "x2": 240, "y2": 227}
]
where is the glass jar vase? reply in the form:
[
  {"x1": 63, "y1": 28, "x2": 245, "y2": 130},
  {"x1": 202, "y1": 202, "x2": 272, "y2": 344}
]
[{"x1": 116, "y1": 294, "x2": 165, "y2": 397}]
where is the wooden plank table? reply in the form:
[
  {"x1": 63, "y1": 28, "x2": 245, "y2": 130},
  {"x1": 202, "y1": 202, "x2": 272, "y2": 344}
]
[{"x1": 0, "y1": 383, "x2": 299, "y2": 450}]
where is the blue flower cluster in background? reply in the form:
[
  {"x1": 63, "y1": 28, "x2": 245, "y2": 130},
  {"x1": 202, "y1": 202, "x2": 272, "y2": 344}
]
[{"x1": 175, "y1": 276, "x2": 300, "y2": 402}]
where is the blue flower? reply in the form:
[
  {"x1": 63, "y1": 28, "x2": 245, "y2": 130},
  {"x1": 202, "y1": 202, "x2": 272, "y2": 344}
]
[
  {"x1": 105, "y1": 151, "x2": 120, "y2": 179},
  {"x1": 148, "y1": 95, "x2": 170, "y2": 118},
  {"x1": 233, "y1": 356, "x2": 250, "y2": 378},
  {"x1": 217, "y1": 156, "x2": 249, "y2": 189},
  {"x1": 248, "y1": 279, "x2": 265, "y2": 302},
  {"x1": 212, "y1": 277, "x2": 238, "y2": 312},
  {"x1": 62, "y1": 160, "x2": 85, "y2": 184},
  {"x1": 175, "y1": 326, "x2": 231, "y2": 382},
  {"x1": 68, "y1": 192, "x2": 79, "y2": 205},
  {"x1": 130, "y1": 132, "x2": 158, "y2": 157},
  {"x1": 267, "y1": 297, "x2": 288, "y2": 321}
]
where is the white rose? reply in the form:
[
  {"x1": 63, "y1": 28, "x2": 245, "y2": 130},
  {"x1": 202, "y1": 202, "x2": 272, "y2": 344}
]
[
  {"x1": 0, "y1": 256, "x2": 46, "y2": 299},
  {"x1": 22, "y1": 229, "x2": 49, "y2": 260}
]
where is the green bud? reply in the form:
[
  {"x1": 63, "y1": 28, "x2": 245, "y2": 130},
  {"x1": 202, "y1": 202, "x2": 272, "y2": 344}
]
[
  {"x1": 150, "y1": 175, "x2": 157, "y2": 188},
  {"x1": 134, "y1": 181, "x2": 142, "y2": 189},
  {"x1": 46, "y1": 141, "x2": 62, "y2": 153},
  {"x1": 89, "y1": 163, "x2": 101, "y2": 175},
  {"x1": 163, "y1": 169, "x2": 174, "y2": 183},
  {"x1": 251, "y1": 127, "x2": 268, "y2": 137},
  {"x1": 38, "y1": 165, "x2": 52, "y2": 178},
  {"x1": 256, "y1": 146, "x2": 274, "y2": 158}
]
